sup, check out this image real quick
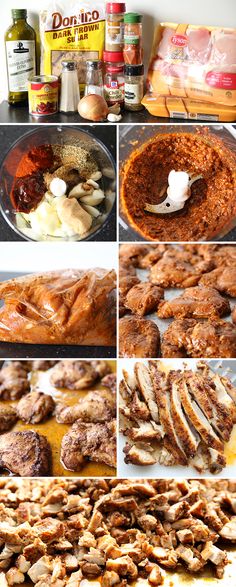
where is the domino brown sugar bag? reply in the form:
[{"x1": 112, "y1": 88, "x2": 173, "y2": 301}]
[
  {"x1": 40, "y1": 1, "x2": 105, "y2": 91},
  {"x1": 144, "y1": 22, "x2": 236, "y2": 112}
]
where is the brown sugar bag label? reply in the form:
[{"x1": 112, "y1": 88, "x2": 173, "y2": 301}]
[{"x1": 40, "y1": 2, "x2": 105, "y2": 91}]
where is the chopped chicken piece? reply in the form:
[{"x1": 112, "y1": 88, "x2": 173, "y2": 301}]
[
  {"x1": 106, "y1": 555, "x2": 138, "y2": 578},
  {"x1": 28, "y1": 556, "x2": 52, "y2": 583},
  {"x1": 201, "y1": 541, "x2": 227, "y2": 565},
  {"x1": 5, "y1": 568, "x2": 25, "y2": 585},
  {"x1": 220, "y1": 517, "x2": 236, "y2": 541},
  {"x1": 34, "y1": 518, "x2": 64, "y2": 543},
  {"x1": 148, "y1": 564, "x2": 163, "y2": 585}
]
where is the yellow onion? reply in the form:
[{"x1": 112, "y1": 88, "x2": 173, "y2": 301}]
[{"x1": 78, "y1": 94, "x2": 109, "y2": 121}]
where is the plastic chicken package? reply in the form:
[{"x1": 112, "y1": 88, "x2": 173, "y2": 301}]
[{"x1": 142, "y1": 22, "x2": 236, "y2": 121}]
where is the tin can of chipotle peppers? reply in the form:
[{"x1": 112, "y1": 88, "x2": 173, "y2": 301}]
[{"x1": 28, "y1": 75, "x2": 59, "y2": 117}]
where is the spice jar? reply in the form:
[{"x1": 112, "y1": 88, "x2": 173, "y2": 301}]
[
  {"x1": 124, "y1": 64, "x2": 144, "y2": 111},
  {"x1": 84, "y1": 60, "x2": 104, "y2": 96},
  {"x1": 124, "y1": 13, "x2": 143, "y2": 65},
  {"x1": 105, "y1": 2, "x2": 126, "y2": 51},
  {"x1": 59, "y1": 61, "x2": 80, "y2": 112},
  {"x1": 103, "y1": 51, "x2": 124, "y2": 106}
]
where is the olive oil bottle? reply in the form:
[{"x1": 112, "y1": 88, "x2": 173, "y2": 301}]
[{"x1": 5, "y1": 9, "x2": 36, "y2": 105}]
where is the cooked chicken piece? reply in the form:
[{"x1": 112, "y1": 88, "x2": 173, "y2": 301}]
[
  {"x1": 34, "y1": 518, "x2": 64, "y2": 543},
  {"x1": 61, "y1": 419, "x2": 116, "y2": 471},
  {"x1": 30, "y1": 361, "x2": 57, "y2": 371},
  {"x1": 125, "y1": 421, "x2": 163, "y2": 443},
  {"x1": 50, "y1": 360, "x2": 101, "y2": 390},
  {"x1": 119, "y1": 294, "x2": 128, "y2": 318},
  {"x1": 186, "y1": 372, "x2": 233, "y2": 441},
  {"x1": 169, "y1": 381, "x2": 199, "y2": 459},
  {"x1": 211, "y1": 246, "x2": 236, "y2": 268},
  {"x1": 119, "y1": 316, "x2": 160, "y2": 358},
  {"x1": 0, "y1": 431, "x2": 51, "y2": 476},
  {"x1": 157, "y1": 286, "x2": 230, "y2": 319},
  {"x1": 219, "y1": 518, "x2": 236, "y2": 541},
  {"x1": 123, "y1": 443, "x2": 158, "y2": 466},
  {"x1": 134, "y1": 362, "x2": 159, "y2": 423},
  {"x1": 175, "y1": 545, "x2": 204, "y2": 572},
  {"x1": 178, "y1": 379, "x2": 224, "y2": 454},
  {"x1": 125, "y1": 283, "x2": 164, "y2": 317},
  {"x1": 204, "y1": 447, "x2": 226, "y2": 475},
  {"x1": 101, "y1": 373, "x2": 116, "y2": 394},
  {"x1": 106, "y1": 555, "x2": 138, "y2": 578},
  {"x1": 0, "y1": 405, "x2": 17, "y2": 433},
  {"x1": 201, "y1": 541, "x2": 227, "y2": 566},
  {"x1": 27, "y1": 555, "x2": 53, "y2": 583},
  {"x1": 55, "y1": 390, "x2": 115, "y2": 424},
  {"x1": 101, "y1": 570, "x2": 120, "y2": 587},
  {"x1": 165, "y1": 501, "x2": 190, "y2": 522},
  {"x1": 5, "y1": 568, "x2": 25, "y2": 585},
  {"x1": 119, "y1": 276, "x2": 140, "y2": 296},
  {"x1": 150, "y1": 251, "x2": 213, "y2": 288},
  {"x1": 91, "y1": 361, "x2": 111, "y2": 378},
  {"x1": 162, "y1": 318, "x2": 236, "y2": 358},
  {"x1": 200, "y1": 267, "x2": 236, "y2": 297},
  {"x1": 119, "y1": 245, "x2": 151, "y2": 267},
  {"x1": 17, "y1": 392, "x2": 55, "y2": 424},
  {"x1": 0, "y1": 362, "x2": 29, "y2": 400},
  {"x1": 148, "y1": 362, "x2": 188, "y2": 465},
  {"x1": 151, "y1": 546, "x2": 178, "y2": 569},
  {"x1": 16, "y1": 556, "x2": 31, "y2": 574}
]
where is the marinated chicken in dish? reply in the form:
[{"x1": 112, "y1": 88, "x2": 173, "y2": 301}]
[
  {"x1": 162, "y1": 318, "x2": 236, "y2": 358},
  {"x1": 119, "y1": 316, "x2": 160, "y2": 358},
  {"x1": 17, "y1": 391, "x2": 55, "y2": 424},
  {"x1": 0, "y1": 361, "x2": 30, "y2": 400},
  {"x1": 125, "y1": 282, "x2": 164, "y2": 316},
  {"x1": 55, "y1": 390, "x2": 115, "y2": 424},
  {"x1": 50, "y1": 360, "x2": 111, "y2": 390},
  {"x1": 200, "y1": 267, "x2": 236, "y2": 297},
  {"x1": 0, "y1": 478, "x2": 235, "y2": 584},
  {"x1": 0, "y1": 405, "x2": 17, "y2": 433},
  {"x1": 157, "y1": 286, "x2": 230, "y2": 319},
  {"x1": 0, "y1": 269, "x2": 116, "y2": 346},
  {"x1": 0, "y1": 430, "x2": 52, "y2": 476},
  {"x1": 61, "y1": 419, "x2": 116, "y2": 471},
  {"x1": 120, "y1": 361, "x2": 236, "y2": 474}
]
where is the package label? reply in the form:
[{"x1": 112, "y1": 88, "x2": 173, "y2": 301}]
[{"x1": 6, "y1": 40, "x2": 35, "y2": 92}]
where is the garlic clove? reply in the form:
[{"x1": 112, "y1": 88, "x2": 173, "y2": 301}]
[
  {"x1": 87, "y1": 179, "x2": 100, "y2": 189},
  {"x1": 101, "y1": 167, "x2": 115, "y2": 179},
  {"x1": 50, "y1": 177, "x2": 67, "y2": 197},
  {"x1": 80, "y1": 189, "x2": 105, "y2": 206},
  {"x1": 107, "y1": 113, "x2": 122, "y2": 122},
  {"x1": 81, "y1": 204, "x2": 101, "y2": 218},
  {"x1": 90, "y1": 171, "x2": 102, "y2": 181},
  {"x1": 68, "y1": 183, "x2": 93, "y2": 198}
]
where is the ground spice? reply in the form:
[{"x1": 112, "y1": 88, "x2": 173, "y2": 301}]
[{"x1": 16, "y1": 145, "x2": 55, "y2": 177}]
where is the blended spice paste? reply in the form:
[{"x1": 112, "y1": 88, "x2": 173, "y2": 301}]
[{"x1": 121, "y1": 131, "x2": 236, "y2": 241}]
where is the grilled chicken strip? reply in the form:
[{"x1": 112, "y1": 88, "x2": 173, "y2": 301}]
[{"x1": 149, "y1": 362, "x2": 188, "y2": 465}]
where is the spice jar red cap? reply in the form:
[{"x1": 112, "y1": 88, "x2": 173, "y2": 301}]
[
  {"x1": 106, "y1": 2, "x2": 126, "y2": 13},
  {"x1": 103, "y1": 50, "x2": 124, "y2": 62}
]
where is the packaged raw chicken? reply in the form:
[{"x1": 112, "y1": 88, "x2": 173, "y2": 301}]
[{"x1": 145, "y1": 22, "x2": 236, "y2": 116}]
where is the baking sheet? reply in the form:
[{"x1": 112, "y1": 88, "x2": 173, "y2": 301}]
[
  {"x1": 0, "y1": 360, "x2": 117, "y2": 478},
  {"x1": 119, "y1": 250, "x2": 236, "y2": 358},
  {"x1": 118, "y1": 358, "x2": 236, "y2": 478},
  {"x1": 0, "y1": 272, "x2": 116, "y2": 359}
]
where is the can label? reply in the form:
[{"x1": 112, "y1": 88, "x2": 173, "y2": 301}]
[
  {"x1": 104, "y1": 81, "x2": 124, "y2": 104},
  {"x1": 6, "y1": 40, "x2": 36, "y2": 92},
  {"x1": 28, "y1": 80, "x2": 58, "y2": 116}
]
